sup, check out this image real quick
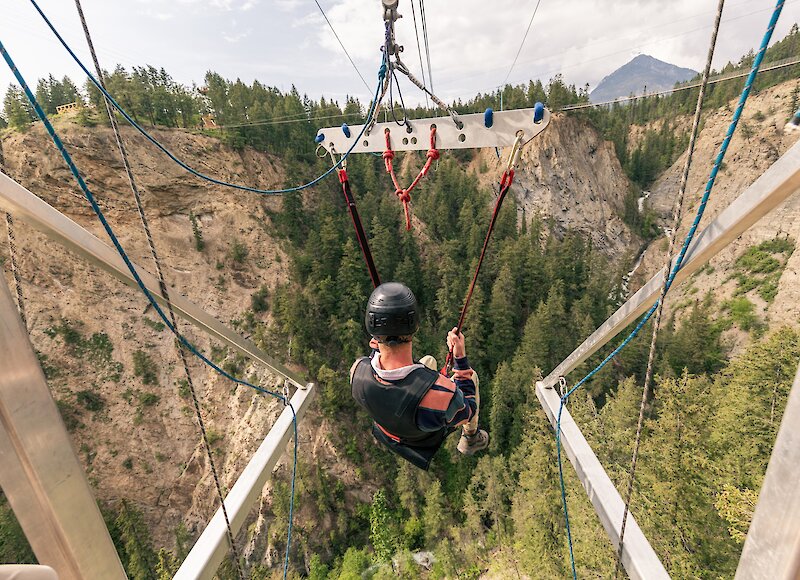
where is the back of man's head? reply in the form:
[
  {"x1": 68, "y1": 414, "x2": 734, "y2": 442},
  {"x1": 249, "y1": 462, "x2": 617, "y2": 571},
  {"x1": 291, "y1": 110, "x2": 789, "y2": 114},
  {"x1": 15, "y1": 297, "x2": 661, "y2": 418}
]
[{"x1": 365, "y1": 282, "x2": 419, "y2": 344}]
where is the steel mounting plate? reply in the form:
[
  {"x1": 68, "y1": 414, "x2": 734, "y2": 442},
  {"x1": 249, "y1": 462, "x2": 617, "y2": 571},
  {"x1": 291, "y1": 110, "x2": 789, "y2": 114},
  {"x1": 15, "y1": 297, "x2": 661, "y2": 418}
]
[{"x1": 315, "y1": 106, "x2": 551, "y2": 154}]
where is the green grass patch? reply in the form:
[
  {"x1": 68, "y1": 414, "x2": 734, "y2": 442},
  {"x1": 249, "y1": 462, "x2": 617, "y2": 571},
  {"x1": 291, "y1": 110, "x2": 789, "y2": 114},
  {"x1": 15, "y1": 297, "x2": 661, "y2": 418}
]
[
  {"x1": 730, "y1": 238, "x2": 795, "y2": 303},
  {"x1": 44, "y1": 321, "x2": 123, "y2": 381},
  {"x1": 132, "y1": 350, "x2": 158, "y2": 386},
  {"x1": 142, "y1": 317, "x2": 165, "y2": 332}
]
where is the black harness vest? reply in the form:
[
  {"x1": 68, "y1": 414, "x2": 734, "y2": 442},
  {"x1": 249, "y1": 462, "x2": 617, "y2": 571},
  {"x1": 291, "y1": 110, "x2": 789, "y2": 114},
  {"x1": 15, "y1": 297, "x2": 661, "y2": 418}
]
[{"x1": 351, "y1": 357, "x2": 451, "y2": 470}]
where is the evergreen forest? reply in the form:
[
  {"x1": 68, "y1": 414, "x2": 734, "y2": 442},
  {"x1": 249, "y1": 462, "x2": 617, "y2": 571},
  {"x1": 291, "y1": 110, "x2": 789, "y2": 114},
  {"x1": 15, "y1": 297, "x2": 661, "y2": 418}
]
[{"x1": 1, "y1": 22, "x2": 800, "y2": 580}]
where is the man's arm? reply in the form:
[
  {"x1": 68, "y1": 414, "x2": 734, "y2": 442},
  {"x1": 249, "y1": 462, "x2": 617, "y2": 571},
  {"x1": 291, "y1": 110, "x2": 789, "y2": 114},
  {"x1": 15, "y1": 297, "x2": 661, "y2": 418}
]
[{"x1": 417, "y1": 329, "x2": 478, "y2": 431}]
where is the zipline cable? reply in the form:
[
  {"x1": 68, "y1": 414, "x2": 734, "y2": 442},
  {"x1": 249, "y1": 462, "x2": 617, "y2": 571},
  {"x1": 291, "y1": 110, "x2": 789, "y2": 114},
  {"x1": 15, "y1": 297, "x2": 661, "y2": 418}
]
[
  {"x1": 554, "y1": 1, "x2": 785, "y2": 577},
  {"x1": 501, "y1": 0, "x2": 543, "y2": 88},
  {"x1": 0, "y1": 143, "x2": 27, "y2": 328},
  {"x1": 614, "y1": 0, "x2": 725, "y2": 577},
  {"x1": 3, "y1": 213, "x2": 26, "y2": 328},
  {"x1": 409, "y1": 0, "x2": 430, "y2": 110},
  {"x1": 27, "y1": 0, "x2": 384, "y2": 196},
  {"x1": 72, "y1": 0, "x2": 244, "y2": 575},
  {"x1": 419, "y1": 0, "x2": 434, "y2": 96},
  {"x1": 0, "y1": 39, "x2": 301, "y2": 580},
  {"x1": 314, "y1": 0, "x2": 371, "y2": 93}
]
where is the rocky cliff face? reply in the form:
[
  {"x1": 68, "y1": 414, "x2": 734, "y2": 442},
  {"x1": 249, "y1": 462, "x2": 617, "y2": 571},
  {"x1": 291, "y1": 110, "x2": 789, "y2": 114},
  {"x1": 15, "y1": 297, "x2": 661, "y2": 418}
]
[
  {"x1": 472, "y1": 113, "x2": 637, "y2": 260},
  {"x1": 634, "y1": 79, "x2": 800, "y2": 349},
  {"x1": 5, "y1": 83, "x2": 797, "y2": 562},
  {"x1": 1, "y1": 121, "x2": 297, "y2": 547}
]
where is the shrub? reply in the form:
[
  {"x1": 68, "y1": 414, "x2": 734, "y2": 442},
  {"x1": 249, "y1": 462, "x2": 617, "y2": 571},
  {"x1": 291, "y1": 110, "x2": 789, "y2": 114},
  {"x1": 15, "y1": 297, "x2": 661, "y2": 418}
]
[
  {"x1": 76, "y1": 390, "x2": 105, "y2": 412},
  {"x1": 230, "y1": 239, "x2": 248, "y2": 264},
  {"x1": 132, "y1": 350, "x2": 158, "y2": 385},
  {"x1": 189, "y1": 211, "x2": 204, "y2": 251},
  {"x1": 251, "y1": 285, "x2": 269, "y2": 313},
  {"x1": 142, "y1": 317, "x2": 165, "y2": 332},
  {"x1": 138, "y1": 392, "x2": 159, "y2": 407},
  {"x1": 205, "y1": 429, "x2": 224, "y2": 446}
]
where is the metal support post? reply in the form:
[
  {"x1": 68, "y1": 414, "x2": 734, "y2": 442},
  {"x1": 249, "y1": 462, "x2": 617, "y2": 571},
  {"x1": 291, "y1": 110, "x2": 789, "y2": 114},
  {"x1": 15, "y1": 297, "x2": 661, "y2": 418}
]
[
  {"x1": 735, "y1": 360, "x2": 800, "y2": 580},
  {"x1": 174, "y1": 384, "x2": 315, "y2": 580},
  {"x1": 536, "y1": 382, "x2": 670, "y2": 580},
  {"x1": 0, "y1": 275, "x2": 126, "y2": 579}
]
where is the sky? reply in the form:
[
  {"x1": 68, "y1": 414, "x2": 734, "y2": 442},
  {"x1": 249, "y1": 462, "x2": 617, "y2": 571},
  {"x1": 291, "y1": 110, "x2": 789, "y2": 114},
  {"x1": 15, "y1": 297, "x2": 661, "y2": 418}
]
[{"x1": 1, "y1": 0, "x2": 799, "y2": 113}]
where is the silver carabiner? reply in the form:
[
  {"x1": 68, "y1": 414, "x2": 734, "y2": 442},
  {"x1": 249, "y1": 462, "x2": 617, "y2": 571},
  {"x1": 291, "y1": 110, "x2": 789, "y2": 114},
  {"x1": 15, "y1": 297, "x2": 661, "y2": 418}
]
[
  {"x1": 558, "y1": 376, "x2": 568, "y2": 398},
  {"x1": 506, "y1": 131, "x2": 524, "y2": 172}
]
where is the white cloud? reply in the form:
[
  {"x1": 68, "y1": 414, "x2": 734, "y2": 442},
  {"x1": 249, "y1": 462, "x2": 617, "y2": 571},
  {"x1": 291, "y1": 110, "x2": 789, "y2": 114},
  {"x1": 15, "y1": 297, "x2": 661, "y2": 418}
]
[
  {"x1": 139, "y1": 8, "x2": 175, "y2": 21},
  {"x1": 306, "y1": 0, "x2": 800, "y2": 104},
  {"x1": 223, "y1": 29, "x2": 252, "y2": 43}
]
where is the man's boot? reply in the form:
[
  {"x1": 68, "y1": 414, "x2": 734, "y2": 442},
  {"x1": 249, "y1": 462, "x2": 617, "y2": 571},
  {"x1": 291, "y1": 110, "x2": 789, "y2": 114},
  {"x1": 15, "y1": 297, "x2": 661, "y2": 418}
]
[{"x1": 457, "y1": 429, "x2": 489, "y2": 455}]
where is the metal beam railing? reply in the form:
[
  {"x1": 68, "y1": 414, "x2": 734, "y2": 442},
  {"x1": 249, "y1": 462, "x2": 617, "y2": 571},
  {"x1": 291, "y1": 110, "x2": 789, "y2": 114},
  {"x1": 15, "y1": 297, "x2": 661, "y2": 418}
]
[
  {"x1": 0, "y1": 274, "x2": 126, "y2": 579},
  {"x1": 536, "y1": 137, "x2": 800, "y2": 578},
  {"x1": 734, "y1": 359, "x2": 800, "y2": 580},
  {"x1": 175, "y1": 386, "x2": 314, "y2": 579},
  {"x1": 0, "y1": 171, "x2": 317, "y2": 576},
  {"x1": 0, "y1": 171, "x2": 308, "y2": 390},
  {"x1": 536, "y1": 383, "x2": 669, "y2": 580}
]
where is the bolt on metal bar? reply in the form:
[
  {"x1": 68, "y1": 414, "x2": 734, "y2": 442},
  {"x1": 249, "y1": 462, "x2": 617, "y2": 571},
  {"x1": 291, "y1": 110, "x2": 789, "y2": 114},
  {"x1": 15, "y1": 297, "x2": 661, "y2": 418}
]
[{"x1": 0, "y1": 171, "x2": 307, "y2": 390}]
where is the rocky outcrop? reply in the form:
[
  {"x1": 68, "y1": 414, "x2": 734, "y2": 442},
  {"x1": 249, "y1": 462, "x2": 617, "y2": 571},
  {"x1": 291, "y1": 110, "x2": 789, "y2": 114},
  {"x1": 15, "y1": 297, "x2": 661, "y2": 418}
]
[
  {"x1": 635, "y1": 79, "x2": 800, "y2": 345},
  {"x1": 471, "y1": 113, "x2": 636, "y2": 259}
]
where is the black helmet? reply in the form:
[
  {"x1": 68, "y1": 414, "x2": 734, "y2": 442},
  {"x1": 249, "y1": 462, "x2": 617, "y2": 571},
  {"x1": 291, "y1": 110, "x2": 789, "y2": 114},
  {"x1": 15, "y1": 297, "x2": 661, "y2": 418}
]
[{"x1": 365, "y1": 282, "x2": 419, "y2": 341}]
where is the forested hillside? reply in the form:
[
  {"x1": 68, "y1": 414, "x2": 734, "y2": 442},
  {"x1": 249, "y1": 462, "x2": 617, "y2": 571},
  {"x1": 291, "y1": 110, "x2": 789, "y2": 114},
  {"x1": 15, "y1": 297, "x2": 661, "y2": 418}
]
[{"x1": 1, "y1": 25, "x2": 800, "y2": 580}]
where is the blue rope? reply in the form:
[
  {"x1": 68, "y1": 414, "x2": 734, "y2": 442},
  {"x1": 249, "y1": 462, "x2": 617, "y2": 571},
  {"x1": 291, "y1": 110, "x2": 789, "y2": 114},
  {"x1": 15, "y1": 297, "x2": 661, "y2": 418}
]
[
  {"x1": 0, "y1": 39, "x2": 300, "y2": 578},
  {"x1": 554, "y1": 1, "x2": 785, "y2": 576},
  {"x1": 27, "y1": 0, "x2": 384, "y2": 196}
]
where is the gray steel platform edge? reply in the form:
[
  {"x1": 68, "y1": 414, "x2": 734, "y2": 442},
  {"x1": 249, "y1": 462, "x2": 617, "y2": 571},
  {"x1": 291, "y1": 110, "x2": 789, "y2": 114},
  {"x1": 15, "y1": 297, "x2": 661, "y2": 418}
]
[
  {"x1": 0, "y1": 275, "x2": 126, "y2": 579},
  {"x1": 536, "y1": 381, "x2": 670, "y2": 580},
  {"x1": 0, "y1": 170, "x2": 307, "y2": 390},
  {"x1": 174, "y1": 384, "x2": 315, "y2": 580},
  {"x1": 541, "y1": 137, "x2": 800, "y2": 389},
  {"x1": 735, "y1": 360, "x2": 800, "y2": 580}
]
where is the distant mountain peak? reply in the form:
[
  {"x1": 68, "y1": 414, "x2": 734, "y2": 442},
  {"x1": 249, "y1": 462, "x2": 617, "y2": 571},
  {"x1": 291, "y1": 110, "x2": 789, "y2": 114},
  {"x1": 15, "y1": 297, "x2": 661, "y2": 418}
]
[{"x1": 590, "y1": 54, "x2": 697, "y2": 103}]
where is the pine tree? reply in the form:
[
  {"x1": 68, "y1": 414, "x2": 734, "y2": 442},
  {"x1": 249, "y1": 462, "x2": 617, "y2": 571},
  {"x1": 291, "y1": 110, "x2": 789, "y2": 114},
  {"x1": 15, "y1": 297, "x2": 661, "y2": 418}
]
[
  {"x1": 422, "y1": 480, "x2": 448, "y2": 545},
  {"x1": 3, "y1": 85, "x2": 34, "y2": 131},
  {"x1": 487, "y1": 264, "x2": 517, "y2": 370},
  {"x1": 510, "y1": 412, "x2": 566, "y2": 578},
  {"x1": 116, "y1": 499, "x2": 158, "y2": 580},
  {"x1": 370, "y1": 489, "x2": 397, "y2": 562}
]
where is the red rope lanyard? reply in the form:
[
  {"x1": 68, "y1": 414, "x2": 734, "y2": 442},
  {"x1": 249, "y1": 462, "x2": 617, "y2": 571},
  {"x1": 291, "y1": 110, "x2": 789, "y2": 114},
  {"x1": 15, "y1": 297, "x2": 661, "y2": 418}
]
[
  {"x1": 443, "y1": 169, "x2": 516, "y2": 373},
  {"x1": 383, "y1": 126, "x2": 440, "y2": 230},
  {"x1": 337, "y1": 166, "x2": 381, "y2": 288}
]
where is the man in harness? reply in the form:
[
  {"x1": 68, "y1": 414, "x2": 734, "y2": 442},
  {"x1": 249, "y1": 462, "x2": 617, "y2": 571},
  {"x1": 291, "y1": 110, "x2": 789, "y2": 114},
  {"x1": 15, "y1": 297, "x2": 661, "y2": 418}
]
[{"x1": 350, "y1": 282, "x2": 489, "y2": 470}]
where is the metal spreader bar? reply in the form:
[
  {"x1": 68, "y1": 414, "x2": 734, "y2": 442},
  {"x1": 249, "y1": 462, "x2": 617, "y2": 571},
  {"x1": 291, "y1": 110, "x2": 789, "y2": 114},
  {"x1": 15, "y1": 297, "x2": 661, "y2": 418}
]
[{"x1": 315, "y1": 106, "x2": 551, "y2": 154}]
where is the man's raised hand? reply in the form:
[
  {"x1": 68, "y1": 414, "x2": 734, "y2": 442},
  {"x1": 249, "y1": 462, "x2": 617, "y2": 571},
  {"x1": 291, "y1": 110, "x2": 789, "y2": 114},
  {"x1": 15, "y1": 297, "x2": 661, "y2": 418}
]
[{"x1": 447, "y1": 327, "x2": 466, "y2": 359}]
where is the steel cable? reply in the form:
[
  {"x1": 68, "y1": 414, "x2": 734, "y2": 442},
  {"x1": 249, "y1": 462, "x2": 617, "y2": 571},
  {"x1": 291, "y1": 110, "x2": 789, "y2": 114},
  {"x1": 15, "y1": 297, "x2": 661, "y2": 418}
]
[{"x1": 73, "y1": 0, "x2": 245, "y2": 574}]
